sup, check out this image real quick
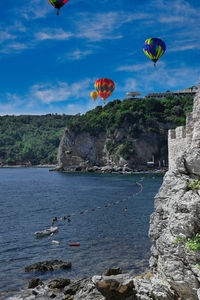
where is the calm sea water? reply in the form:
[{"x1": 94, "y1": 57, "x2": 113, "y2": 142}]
[{"x1": 0, "y1": 168, "x2": 163, "y2": 298}]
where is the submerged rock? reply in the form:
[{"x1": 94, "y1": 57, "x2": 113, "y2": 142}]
[{"x1": 25, "y1": 260, "x2": 72, "y2": 273}]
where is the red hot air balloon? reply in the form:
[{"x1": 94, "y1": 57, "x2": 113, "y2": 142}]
[
  {"x1": 94, "y1": 78, "x2": 115, "y2": 103},
  {"x1": 48, "y1": 0, "x2": 69, "y2": 15}
]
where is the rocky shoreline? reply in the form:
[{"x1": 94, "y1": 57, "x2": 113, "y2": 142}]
[
  {"x1": 5, "y1": 260, "x2": 156, "y2": 300},
  {"x1": 51, "y1": 164, "x2": 167, "y2": 174},
  {"x1": 5, "y1": 259, "x2": 182, "y2": 300},
  {"x1": 0, "y1": 164, "x2": 57, "y2": 168}
]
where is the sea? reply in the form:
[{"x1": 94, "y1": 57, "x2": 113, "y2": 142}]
[{"x1": 0, "y1": 168, "x2": 163, "y2": 298}]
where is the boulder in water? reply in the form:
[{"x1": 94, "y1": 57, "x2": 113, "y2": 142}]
[{"x1": 25, "y1": 260, "x2": 72, "y2": 273}]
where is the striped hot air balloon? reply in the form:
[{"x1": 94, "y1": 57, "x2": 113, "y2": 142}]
[
  {"x1": 94, "y1": 78, "x2": 115, "y2": 102},
  {"x1": 48, "y1": 0, "x2": 69, "y2": 15},
  {"x1": 143, "y1": 38, "x2": 166, "y2": 66}
]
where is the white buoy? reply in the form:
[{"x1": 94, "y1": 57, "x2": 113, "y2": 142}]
[{"x1": 51, "y1": 240, "x2": 60, "y2": 245}]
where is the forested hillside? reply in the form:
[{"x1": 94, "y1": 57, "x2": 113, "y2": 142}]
[
  {"x1": 0, "y1": 114, "x2": 73, "y2": 165},
  {"x1": 0, "y1": 95, "x2": 194, "y2": 166},
  {"x1": 68, "y1": 95, "x2": 193, "y2": 135}
]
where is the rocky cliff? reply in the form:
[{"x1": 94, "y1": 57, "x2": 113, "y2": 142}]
[
  {"x1": 57, "y1": 117, "x2": 169, "y2": 172},
  {"x1": 144, "y1": 81, "x2": 200, "y2": 300}
]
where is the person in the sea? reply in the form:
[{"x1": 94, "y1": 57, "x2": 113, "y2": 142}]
[
  {"x1": 67, "y1": 217, "x2": 71, "y2": 223},
  {"x1": 51, "y1": 216, "x2": 57, "y2": 226}
]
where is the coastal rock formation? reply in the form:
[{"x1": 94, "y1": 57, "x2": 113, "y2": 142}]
[
  {"x1": 25, "y1": 260, "x2": 72, "y2": 272},
  {"x1": 57, "y1": 122, "x2": 168, "y2": 172},
  {"x1": 92, "y1": 274, "x2": 136, "y2": 299},
  {"x1": 145, "y1": 81, "x2": 200, "y2": 299}
]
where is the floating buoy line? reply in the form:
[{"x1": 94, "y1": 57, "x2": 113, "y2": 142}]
[{"x1": 37, "y1": 178, "x2": 144, "y2": 246}]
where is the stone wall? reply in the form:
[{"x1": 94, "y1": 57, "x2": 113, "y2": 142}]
[
  {"x1": 168, "y1": 126, "x2": 186, "y2": 170},
  {"x1": 168, "y1": 82, "x2": 200, "y2": 170}
]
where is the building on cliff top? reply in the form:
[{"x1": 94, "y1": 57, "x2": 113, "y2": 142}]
[
  {"x1": 145, "y1": 86, "x2": 197, "y2": 99},
  {"x1": 168, "y1": 82, "x2": 200, "y2": 170}
]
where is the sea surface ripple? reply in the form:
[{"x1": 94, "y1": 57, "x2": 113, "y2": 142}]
[{"x1": 0, "y1": 168, "x2": 163, "y2": 298}]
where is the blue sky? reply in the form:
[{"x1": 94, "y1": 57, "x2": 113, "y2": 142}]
[{"x1": 0, "y1": 0, "x2": 200, "y2": 115}]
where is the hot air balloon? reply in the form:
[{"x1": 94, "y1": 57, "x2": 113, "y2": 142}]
[
  {"x1": 94, "y1": 78, "x2": 115, "y2": 103},
  {"x1": 90, "y1": 91, "x2": 98, "y2": 101},
  {"x1": 48, "y1": 0, "x2": 69, "y2": 15},
  {"x1": 143, "y1": 38, "x2": 166, "y2": 66}
]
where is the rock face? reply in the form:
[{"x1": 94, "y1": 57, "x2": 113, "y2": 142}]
[
  {"x1": 93, "y1": 274, "x2": 136, "y2": 299},
  {"x1": 57, "y1": 122, "x2": 169, "y2": 172},
  {"x1": 147, "y1": 81, "x2": 200, "y2": 299}
]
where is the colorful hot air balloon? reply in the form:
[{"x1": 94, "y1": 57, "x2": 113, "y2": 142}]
[
  {"x1": 94, "y1": 78, "x2": 115, "y2": 102},
  {"x1": 143, "y1": 38, "x2": 166, "y2": 66},
  {"x1": 48, "y1": 0, "x2": 69, "y2": 15},
  {"x1": 90, "y1": 91, "x2": 98, "y2": 101}
]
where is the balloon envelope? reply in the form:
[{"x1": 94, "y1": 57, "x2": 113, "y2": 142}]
[
  {"x1": 143, "y1": 38, "x2": 166, "y2": 64},
  {"x1": 94, "y1": 78, "x2": 115, "y2": 101},
  {"x1": 48, "y1": 0, "x2": 69, "y2": 10},
  {"x1": 90, "y1": 91, "x2": 98, "y2": 101}
]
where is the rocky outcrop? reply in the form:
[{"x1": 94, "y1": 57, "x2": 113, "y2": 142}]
[
  {"x1": 57, "y1": 121, "x2": 169, "y2": 172},
  {"x1": 143, "y1": 82, "x2": 200, "y2": 300},
  {"x1": 25, "y1": 260, "x2": 72, "y2": 272},
  {"x1": 28, "y1": 278, "x2": 43, "y2": 289},
  {"x1": 57, "y1": 129, "x2": 106, "y2": 171},
  {"x1": 93, "y1": 274, "x2": 136, "y2": 299}
]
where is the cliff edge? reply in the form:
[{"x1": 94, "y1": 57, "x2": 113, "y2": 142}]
[{"x1": 145, "y1": 81, "x2": 200, "y2": 299}]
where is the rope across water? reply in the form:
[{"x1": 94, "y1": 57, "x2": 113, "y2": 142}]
[{"x1": 47, "y1": 177, "x2": 144, "y2": 239}]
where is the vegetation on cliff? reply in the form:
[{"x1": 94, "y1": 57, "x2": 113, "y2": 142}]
[
  {"x1": 0, "y1": 94, "x2": 193, "y2": 165},
  {"x1": 0, "y1": 114, "x2": 72, "y2": 165},
  {"x1": 68, "y1": 95, "x2": 193, "y2": 135}
]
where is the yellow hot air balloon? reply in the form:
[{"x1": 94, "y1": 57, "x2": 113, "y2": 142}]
[{"x1": 90, "y1": 91, "x2": 98, "y2": 101}]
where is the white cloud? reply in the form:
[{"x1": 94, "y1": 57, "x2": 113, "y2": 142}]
[
  {"x1": 7, "y1": 43, "x2": 27, "y2": 50},
  {"x1": 155, "y1": 0, "x2": 200, "y2": 25},
  {"x1": 77, "y1": 13, "x2": 122, "y2": 41},
  {"x1": 168, "y1": 44, "x2": 197, "y2": 53},
  {"x1": 30, "y1": 79, "x2": 92, "y2": 104},
  {"x1": 35, "y1": 29, "x2": 73, "y2": 41},
  {"x1": 138, "y1": 64, "x2": 199, "y2": 91},
  {"x1": 122, "y1": 78, "x2": 138, "y2": 91},
  {"x1": 58, "y1": 49, "x2": 93, "y2": 62},
  {"x1": 18, "y1": 0, "x2": 51, "y2": 20},
  {"x1": 117, "y1": 62, "x2": 153, "y2": 72},
  {"x1": 0, "y1": 31, "x2": 16, "y2": 44},
  {"x1": 62, "y1": 101, "x2": 97, "y2": 115},
  {"x1": 0, "y1": 78, "x2": 100, "y2": 115},
  {"x1": 76, "y1": 11, "x2": 147, "y2": 41}
]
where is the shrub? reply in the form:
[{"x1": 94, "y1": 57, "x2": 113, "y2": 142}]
[
  {"x1": 186, "y1": 233, "x2": 200, "y2": 251},
  {"x1": 117, "y1": 142, "x2": 132, "y2": 160},
  {"x1": 186, "y1": 179, "x2": 200, "y2": 191}
]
